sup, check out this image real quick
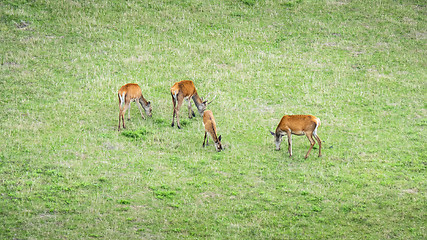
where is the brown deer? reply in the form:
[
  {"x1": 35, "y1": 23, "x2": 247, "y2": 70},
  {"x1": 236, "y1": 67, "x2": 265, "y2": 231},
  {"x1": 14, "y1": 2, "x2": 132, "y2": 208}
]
[
  {"x1": 270, "y1": 115, "x2": 322, "y2": 158},
  {"x1": 203, "y1": 110, "x2": 222, "y2": 152},
  {"x1": 170, "y1": 80, "x2": 212, "y2": 129},
  {"x1": 118, "y1": 83, "x2": 152, "y2": 131}
]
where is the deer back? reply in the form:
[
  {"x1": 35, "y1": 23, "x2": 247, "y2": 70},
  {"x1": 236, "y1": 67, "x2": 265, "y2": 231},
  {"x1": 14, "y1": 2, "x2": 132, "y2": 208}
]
[
  {"x1": 119, "y1": 83, "x2": 143, "y2": 100},
  {"x1": 203, "y1": 110, "x2": 218, "y2": 137},
  {"x1": 278, "y1": 115, "x2": 319, "y2": 134},
  {"x1": 171, "y1": 80, "x2": 197, "y2": 98}
]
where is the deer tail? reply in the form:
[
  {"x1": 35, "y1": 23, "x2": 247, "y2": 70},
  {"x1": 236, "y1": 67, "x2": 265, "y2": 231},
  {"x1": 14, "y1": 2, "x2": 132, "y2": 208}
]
[{"x1": 119, "y1": 92, "x2": 126, "y2": 108}]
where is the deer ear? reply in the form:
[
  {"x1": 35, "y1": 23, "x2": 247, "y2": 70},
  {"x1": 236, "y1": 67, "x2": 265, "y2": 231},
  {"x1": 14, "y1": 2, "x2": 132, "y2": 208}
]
[
  {"x1": 218, "y1": 135, "x2": 222, "y2": 141},
  {"x1": 270, "y1": 131, "x2": 275, "y2": 136}
]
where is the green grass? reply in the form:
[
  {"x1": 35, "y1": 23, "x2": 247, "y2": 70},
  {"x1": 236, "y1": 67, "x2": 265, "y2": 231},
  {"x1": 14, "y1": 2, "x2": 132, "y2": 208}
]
[{"x1": 1, "y1": 0, "x2": 426, "y2": 239}]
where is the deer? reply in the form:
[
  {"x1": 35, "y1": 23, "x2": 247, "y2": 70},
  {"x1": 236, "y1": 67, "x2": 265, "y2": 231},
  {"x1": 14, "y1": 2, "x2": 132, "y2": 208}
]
[
  {"x1": 118, "y1": 83, "x2": 152, "y2": 131},
  {"x1": 203, "y1": 110, "x2": 222, "y2": 152},
  {"x1": 270, "y1": 115, "x2": 322, "y2": 159},
  {"x1": 170, "y1": 80, "x2": 213, "y2": 129}
]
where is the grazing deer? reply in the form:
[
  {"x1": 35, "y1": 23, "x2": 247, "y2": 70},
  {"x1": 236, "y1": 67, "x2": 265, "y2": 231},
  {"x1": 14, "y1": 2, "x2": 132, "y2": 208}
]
[
  {"x1": 170, "y1": 80, "x2": 212, "y2": 129},
  {"x1": 118, "y1": 83, "x2": 152, "y2": 131},
  {"x1": 203, "y1": 110, "x2": 222, "y2": 152},
  {"x1": 270, "y1": 115, "x2": 322, "y2": 158}
]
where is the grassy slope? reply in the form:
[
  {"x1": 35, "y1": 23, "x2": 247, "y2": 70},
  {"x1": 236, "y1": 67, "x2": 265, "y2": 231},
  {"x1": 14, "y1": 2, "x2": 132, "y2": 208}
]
[{"x1": 1, "y1": 0, "x2": 425, "y2": 239}]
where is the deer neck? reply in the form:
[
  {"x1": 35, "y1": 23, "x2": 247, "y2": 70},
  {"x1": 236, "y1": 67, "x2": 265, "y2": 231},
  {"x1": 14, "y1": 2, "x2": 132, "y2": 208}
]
[
  {"x1": 192, "y1": 93, "x2": 205, "y2": 115},
  {"x1": 210, "y1": 130, "x2": 219, "y2": 143},
  {"x1": 139, "y1": 97, "x2": 148, "y2": 107}
]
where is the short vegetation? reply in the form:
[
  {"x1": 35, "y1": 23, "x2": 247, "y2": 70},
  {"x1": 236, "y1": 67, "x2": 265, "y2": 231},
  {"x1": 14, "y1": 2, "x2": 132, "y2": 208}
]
[{"x1": 1, "y1": 0, "x2": 425, "y2": 239}]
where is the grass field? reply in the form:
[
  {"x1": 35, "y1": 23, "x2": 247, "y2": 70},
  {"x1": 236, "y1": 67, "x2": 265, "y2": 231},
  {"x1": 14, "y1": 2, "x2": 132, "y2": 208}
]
[{"x1": 1, "y1": 0, "x2": 426, "y2": 239}]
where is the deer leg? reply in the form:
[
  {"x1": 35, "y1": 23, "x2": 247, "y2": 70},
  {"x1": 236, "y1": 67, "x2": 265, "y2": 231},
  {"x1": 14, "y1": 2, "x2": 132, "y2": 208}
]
[
  {"x1": 127, "y1": 102, "x2": 131, "y2": 120},
  {"x1": 137, "y1": 101, "x2": 145, "y2": 120},
  {"x1": 118, "y1": 105, "x2": 123, "y2": 131},
  {"x1": 175, "y1": 96, "x2": 183, "y2": 129},
  {"x1": 122, "y1": 113, "x2": 125, "y2": 129},
  {"x1": 314, "y1": 134, "x2": 322, "y2": 157},
  {"x1": 305, "y1": 132, "x2": 316, "y2": 159},
  {"x1": 171, "y1": 95, "x2": 176, "y2": 127},
  {"x1": 287, "y1": 132, "x2": 292, "y2": 157},
  {"x1": 203, "y1": 132, "x2": 207, "y2": 147},
  {"x1": 119, "y1": 105, "x2": 126, "y2": 131},
  {"x1": 121, "y1": 103, "x2": 130, "y2": 129},
  {"x1": 187, "y1": 99, "x2": 195, "y2": 118},
  {"x1": 119, "y1": 110, "x2": 125, "y2": 130}
]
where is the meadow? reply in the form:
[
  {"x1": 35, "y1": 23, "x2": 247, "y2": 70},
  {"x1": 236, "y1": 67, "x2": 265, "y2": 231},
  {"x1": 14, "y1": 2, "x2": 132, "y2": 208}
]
[{"x1": 1, "y1": 0, "x2": 426, "y2": 239}]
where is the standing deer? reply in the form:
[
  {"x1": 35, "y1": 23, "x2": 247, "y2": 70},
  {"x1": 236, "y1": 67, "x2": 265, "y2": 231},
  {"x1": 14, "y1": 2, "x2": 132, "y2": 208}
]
[
  {"x1": 203, "y1": 110, "x2": 222, "y2": 152},
  {"x1": 170, "y1": 80, "x2": 212, "y2": 129},
  {"x1": 270, "y1": 115, "x2": 322, "y2": 158},
  {"x1": 118, "y1": 83, "x2": 152, "y2": 131}
]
